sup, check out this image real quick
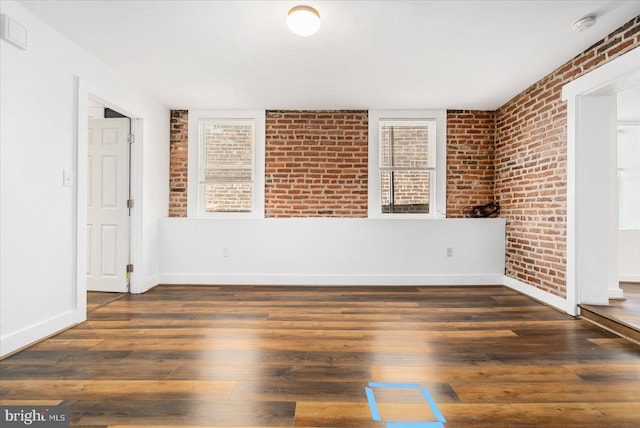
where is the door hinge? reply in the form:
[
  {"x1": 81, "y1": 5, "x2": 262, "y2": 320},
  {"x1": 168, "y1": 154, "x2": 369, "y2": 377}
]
[
  {"x1": 126, "y1": 264, "x2": 134, "y2": 273},
  {"x1": 128, "y1": 134, "x2": 135, "y2": 144},
  {"x1": 127, "y1": 199, "x2": 134, "y2": 209}
]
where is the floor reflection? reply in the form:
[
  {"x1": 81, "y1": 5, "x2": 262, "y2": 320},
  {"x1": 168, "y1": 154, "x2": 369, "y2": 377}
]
[{"x1": 584, "y1": 282, "x2": 640, "y2": 330}]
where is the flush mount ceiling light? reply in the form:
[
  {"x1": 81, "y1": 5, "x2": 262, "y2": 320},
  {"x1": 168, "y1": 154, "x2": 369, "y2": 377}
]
[
  {"x1": 287, "y1": 5, "x2": 321, "y2": 37},
  {"x1": 571, "y1": 14, "x2": 597, "y2": 32}
]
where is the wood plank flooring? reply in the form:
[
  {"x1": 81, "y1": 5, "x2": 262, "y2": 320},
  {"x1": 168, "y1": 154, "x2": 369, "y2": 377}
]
[
  {"x1": 2, "y1": 285, "x2": 640, "y2": 427},
  {"x1": 580, "y1": 282, "x2": 640, "y2": 343},
  {"x1": 582, "y1": 282, "x2": 640, "y2": 330}
]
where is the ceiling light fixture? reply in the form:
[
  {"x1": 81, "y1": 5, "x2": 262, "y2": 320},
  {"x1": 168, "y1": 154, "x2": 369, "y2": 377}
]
[
  {"x1": 571, "y1": 14, "x2": 596, "y2": 32},
  {"x1": 287, "y1": 5, "x2": 321, "y2": 37}
]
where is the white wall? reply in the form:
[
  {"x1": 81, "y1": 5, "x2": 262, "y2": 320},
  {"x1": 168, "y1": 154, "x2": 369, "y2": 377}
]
[
  {"x1": 0, "y1": 0, "x2": 169, "y2": 357},
  {"x1": 620, "y1": 230, "x2": 640, "y2": 282},
  {"x1": 160, "y1": 218, "x2": 506, "y2": 285}
]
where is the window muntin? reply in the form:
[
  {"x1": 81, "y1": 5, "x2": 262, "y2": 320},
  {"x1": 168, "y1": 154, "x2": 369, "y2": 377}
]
[{"x1": 379, "y1": 119, "x2": 436, "y2": 215}]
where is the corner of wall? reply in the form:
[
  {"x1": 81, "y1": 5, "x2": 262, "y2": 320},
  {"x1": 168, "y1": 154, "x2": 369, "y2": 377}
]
[{"x1": 503, "y1": 275, "x2": 577, "y2": 316}]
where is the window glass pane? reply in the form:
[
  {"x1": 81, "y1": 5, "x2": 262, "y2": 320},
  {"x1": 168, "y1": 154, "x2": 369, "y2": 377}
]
[
  {"x1": 619, "y1": 170, "x2": 640, "y2": 229},
  {"x1": 204, "y1": 122, "x2": 253, "y2": 170},
  {"x1": 204, "y1": 183, "x2": 252, "y2": 213},
  {"x1": 618, "y1": 127, "x2": 639, "y2": 229},
  {"x1": 200, "y1": 119, "x2": 255, "y2": 215},
  {"x1": 381, "y1": 170, "x2": 430, "y2": 214},
  {"x1": 380, "y1": 123, "x2": 430, "y2": 168},
  {"x1": 618, "y1": 128, "x2": 640, "y2": 170}
]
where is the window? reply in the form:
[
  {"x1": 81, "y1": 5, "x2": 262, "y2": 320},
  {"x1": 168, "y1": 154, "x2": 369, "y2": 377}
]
[
  {"x1": 188, "y1": 110, "x2": 265, "y2": 218},
  {"x1": 369, "y1": 110, "x2": 446, "y2": 218},
  {"x1": 200, "y1": 120, "x2": 254, "y2": 213},
  {"x1": 380, "y1": 120, "x2": 436, "y2": 214},
  {"x1": 618, "y1": 125, "x2": 640, "y2": 229}
]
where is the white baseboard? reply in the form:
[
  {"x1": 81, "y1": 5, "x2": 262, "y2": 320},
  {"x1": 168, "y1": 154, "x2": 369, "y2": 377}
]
[
  {"x1": 138, "y1": 274, "x2": 161, "y2": 294},
  {"x1": 0, "y1": 309, "x2": 84, "y2": 358},
  {"x1": 609, "y1": 286, "x2": 625, "y2": 299},
  {"x1": 619, "y1": 275, "x2": 640, "y2": 283},
  {"x1": 159, "y1": 273, "x2": 504, "y2": 286},
  {"x1": 503, "y1": 276, "x2": 577, "y2": 316}
]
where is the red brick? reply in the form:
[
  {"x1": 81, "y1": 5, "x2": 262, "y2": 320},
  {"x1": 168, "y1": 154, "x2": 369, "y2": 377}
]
[
  {"x1": 446, "y1": 110, "x2": 496, "y2": 217},
  {"x1": 265, "y1": 111, "x2": 368, "y2": 218},
  {"x1": 169, "y1": 110, "x2": 188, "y2": 217},
  {"x1": 495, "y1": 15, "x2": 639, "y2": 298}
]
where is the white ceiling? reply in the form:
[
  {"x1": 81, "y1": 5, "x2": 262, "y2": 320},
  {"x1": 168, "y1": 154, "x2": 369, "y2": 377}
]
[{"x1": 19, "y1": 0, "x2": 640, "y2": 110}]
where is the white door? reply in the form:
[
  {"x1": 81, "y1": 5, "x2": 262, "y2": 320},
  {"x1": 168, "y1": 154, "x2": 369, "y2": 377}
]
[{"x1": 87, "y1": 117, "x2": 130, "y2": 292}]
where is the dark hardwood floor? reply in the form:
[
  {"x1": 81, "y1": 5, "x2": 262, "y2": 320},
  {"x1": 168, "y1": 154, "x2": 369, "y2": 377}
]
[{"x1": 2, "y1": 285, "x2": 640, "y2": 427}]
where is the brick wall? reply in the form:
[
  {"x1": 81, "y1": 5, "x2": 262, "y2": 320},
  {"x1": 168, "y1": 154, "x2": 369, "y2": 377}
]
[
  {"x1": 169, "y1": 110, "x2": 188, "y2": 217},
  {"x1": 446, "y1": 110, "x2": 496, "y2": 217},
  {"x1": 167, "y1": 17, "x2": 638, "y2": 296},
  {"x1": 265, "y1": 111, "x2": 368, "y2": 217},
  {"x1": 495, "y1": 16, "x2": 640, "y2": 298}
]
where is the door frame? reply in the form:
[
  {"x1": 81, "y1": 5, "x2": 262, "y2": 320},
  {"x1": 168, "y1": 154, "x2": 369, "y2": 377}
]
[
  {"x1": 75, "y1": 77, "x2": 144, "y2": 314},
  {"x1": 562, "y1": 47, "x2": 640, "y2": 314}
]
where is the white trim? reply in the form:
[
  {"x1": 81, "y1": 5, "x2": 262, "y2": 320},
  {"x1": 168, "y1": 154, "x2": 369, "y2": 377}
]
[
  {"x1": 618, "y1": 121, "x2": 640, "y2": 127},
  {"x1": 0, "y1": 310, "x2": 82, "y2": 358},
  {"x1": 503, "y1": 276, "x2": 576, "y2": 316},
  {"x1": 619, "y1": 275, "x2": 640, "y2": 283},
  {"x1": 145, "y1": 274, "x2": 161, "y2": 288},
  {"x1": 128, "y1": 118, "x2": 145, "y2": 294},
  {"x1": 562, "y1": 48, "x2": 640, "y2": 98},
  {"x1": 73, "y1": 76, "x2": 87, "y2": 320},
  {"x1": 608, "y1": 287, "x2": 625, "y2": 299},
  {"x1": 188, "y1": 110, "x2": 265, "y2": 219},
  {"x1": 160, "y1": 273, "x2": 504, "y2": 286},
  {"x1": 562, "y1": 47, "x2": 640, "y2": 313},
  {"x1": 564, "y1": 84, "x2": 578, "y2": 313},
  {"x1": 77, "y1": 78, "x2": 145, "y2": 294},
  {"x1": 369, "y1": 110, "x2": 447, "y2": 219}
]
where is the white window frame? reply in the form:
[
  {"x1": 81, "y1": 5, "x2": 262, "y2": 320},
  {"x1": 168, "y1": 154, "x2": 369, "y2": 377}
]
[
  {"x1": 368, "y1": 110, "x2": 447, "y2": 218},
  {"x1": 187, "y1": 110, "x2": 265, "y2": 218},
  {"x1": 617, "y1": 123, "x2": 640, "y2": 230}
]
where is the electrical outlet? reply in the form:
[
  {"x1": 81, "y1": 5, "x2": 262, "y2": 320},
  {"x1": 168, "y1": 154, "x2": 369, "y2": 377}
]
[{"x1": 446, "y1": 247, "x2": 453, "y2": 257}]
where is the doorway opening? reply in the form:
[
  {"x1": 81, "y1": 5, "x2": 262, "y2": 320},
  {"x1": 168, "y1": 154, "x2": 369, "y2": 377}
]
[
  {"x1": 87, "y1": 98, "x2": 132, "y2": 293},
  {"x1": 578, "y1": 85, "x2": 640, "y2": 336},
  {"x1": 75, "y1": 78, "x2": 144, "y2": 322},
  {"x1": 563, "y1": 47, "x2": 640, "y2": 333}
]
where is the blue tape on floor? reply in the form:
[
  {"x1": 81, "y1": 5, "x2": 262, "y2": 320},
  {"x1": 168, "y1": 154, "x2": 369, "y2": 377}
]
[
  {"x1": 365, "y1": 387, "x2": 381, "y2": 421},
  {"x1": 369, "y1": 382, "x2": 421, "y2": 389},
  {"x1": 420, "y1": 387, "x2": 446, "y2": 423},
  {"x1": 386, "y1": 422, "x2": 445, "y2": 428},
  {"x1": 366, "y1": 382, "x2": 446, "y2": 426}
]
